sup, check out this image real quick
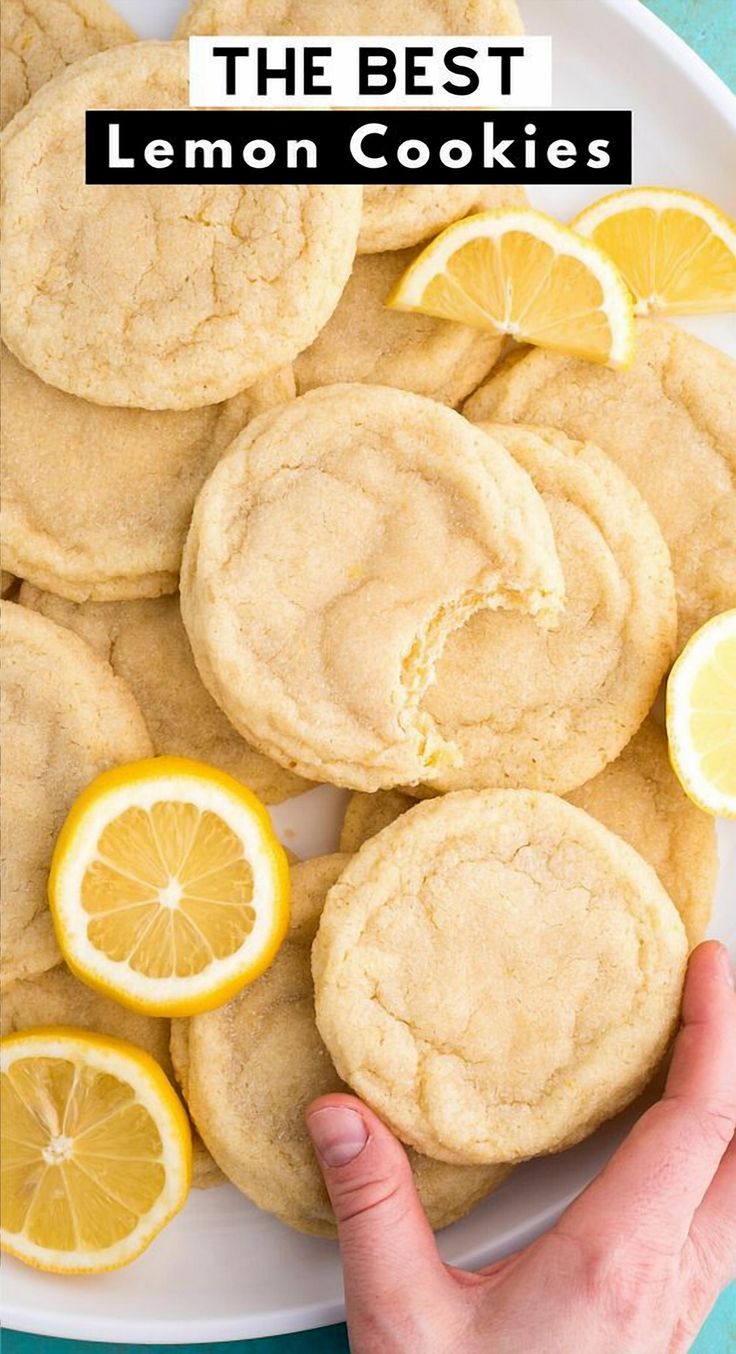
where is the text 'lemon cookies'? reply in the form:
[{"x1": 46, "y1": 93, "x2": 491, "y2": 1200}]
[
  {"x1": 1, "y1": 0, "x2": 135, "y2": 129},
  {"x1": 0, "y1": 601, "x2": 152, "y2": 989},
  {"x1": 20, "y1": 587, "x2": 309, "y2": 804},
  {"x1": 181, "y1": 384, "x2": 564, "y2": 791},
  {"x1": 420, "y1": 424, "x2": 677, "y2": 795},
  {"x1": 178, "y1": 855, "x2": 510, "y2": 1235},
  {"x1": 339, "y1": 720, "x2": 718, "y2": 947},
  {"x1": 1, "y1": 346, "x2": 295, "y2": 601},
  {"x1": 314, "y1": 790, "x2": 687, "y2": 1165},
  {"x1": 465, "y1": 318, "x2": 736, "y2": 647},
  {"x1": 176, "y1": 1, "x2": 526, "y2": 253},
  {"x1": 1, "y1": 43, "x2": 362, "y2": 410}
]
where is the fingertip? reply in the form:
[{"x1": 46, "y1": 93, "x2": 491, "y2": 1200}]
[
  {"x1": 683, "y1": 942, "x2": 735, "y2": 1019},
  {"x1": 306, "y1": 1097, "x2": 370, "y2": 1169}
]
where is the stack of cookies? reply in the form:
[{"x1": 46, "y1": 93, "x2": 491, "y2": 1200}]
[{"x1": 1, "y1": 0, "x2": 732, "y2": 1236}]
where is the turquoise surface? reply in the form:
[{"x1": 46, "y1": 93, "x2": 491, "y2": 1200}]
[
  {"x1": 5, "y1": 2, "x2": 734, "y2": 1351},
  {"x1": 644, "y1": 0, "x2": 736, "y2": 88}
]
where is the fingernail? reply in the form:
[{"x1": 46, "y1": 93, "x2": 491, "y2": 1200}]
[
  {"x1": 307, "y1": 1106, "x2": 369, "y2": 1168},
  {"x1": 718, "y1": 946, "x2": 735, "y2": 990}
]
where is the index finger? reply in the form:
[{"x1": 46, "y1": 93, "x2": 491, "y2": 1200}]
[{"x1": 557, "y1": 942, "x2": 736, "y2": 1258}]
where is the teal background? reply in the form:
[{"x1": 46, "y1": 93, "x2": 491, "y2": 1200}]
[{"x1": 4, "y1": 2, "x2": 735, "y2": 1351}]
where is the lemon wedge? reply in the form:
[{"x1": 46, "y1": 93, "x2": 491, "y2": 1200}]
[
  {"x1": 387, "y1": 207, "x2": 635, "y2": 368},
  {"x1": 1, "y1": 1027, "x2": 191, "y2": 1273},
  {"x1": 49, "y1": 757, "x2": 290, "y2": 1016},
  {"x1": 573, "y1": 188, "x2": 736, "y2": 315},
  {"x1": 667, "y1": 610, "x2": 736, "y2": 819}
]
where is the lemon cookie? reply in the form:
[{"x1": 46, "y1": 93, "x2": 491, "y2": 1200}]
[
  {"x1": 294, "y1": 248, "x2": 505, "y2": 407},
  {"x1": 1, "y1": 964, "x2": 221, "y2": 1189},
  {"x1": 340, "y1": 720, "x2": 717, "y2": 945},
  {"x1": 358, "y1": 184, "x2": 528, "y2": 256},
  {"x1": 176, "y1": 3, "x2": 525, "y2": 252},
  {"x1": 178, "y1": 0, "x2": 523, "y2": 37},
  {"x1": 181, "y1": 385, "x2": 563, "y2": 791},
  {"x1": 1, "y1": 345, "x2": 294, "y2": 600},
  {"x1": 1, "y1": 43, "x2": 362, "y2": 409},
  {"x1": 340, "y1": 788, "x2": 415, "y2": 852},
  {"x1": 465, "y1": 319, "x2": 736, "y2": 647},
  {"x1": 314, "y1": 791, "x2": 687, "y2": 1165},
  {"x1": 169, "y1": 1022, "x2": 227, "y2": 1190},
  {"x1": 179, "y1": 855, "x2": 510, "y2": 1235},
  {"x1": 1, "y1": 964, "x2": 172, "y2": 1074},
  {"x1": 419, "y1": 424, "x2": 676, "y2": 794},
  {"x1": 0, "y1": 601, "x2": 152, "y2": 988},
  {"x1": 567, "y1": 721, "x2": 717, "y2": 948},
  {"x1": 1, "y1": 0, "x2": 134, "y2": 129},
  {"x1": 20, "y1": 587, "x2": 309, "y2": 804}
]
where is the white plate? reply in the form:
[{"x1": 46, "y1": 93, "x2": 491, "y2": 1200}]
[{"x1": 3, "y1": 0, "x2": 735, "y2": 1341}]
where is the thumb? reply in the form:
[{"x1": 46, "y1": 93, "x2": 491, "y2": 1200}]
[{"x1": 306, "y1": 1093, "x2": 448, "y2": 1316}]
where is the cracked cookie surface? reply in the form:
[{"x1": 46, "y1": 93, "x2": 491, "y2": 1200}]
[
  {"x1": 20, "y1": 586, "x2": 310, "y2": 804},
  {"x1": 465, "y1": 319, "x2": 736, "y2": 648},
  {"x1": 175, "y1": 2, "x2": 525, "y2": 252},
  {"x1": 294, "y1": 247, "x2": 507, "y2": 407},
  {"x1": 314, "y1": 790, "x2": 687, "y2": 1165},
  {"x1": 1, "y1": 43, "x2": 362, "y2": 409},
  {"x1": 1, "y1": 345, "x2": 295, "y2": 600},
  {"x1": 340, "y1": 720, "x2": 718, "y2": 946},
  {"x1": 178, "y1": 855, "x2": 510, "y2": 1234},
  {"x1": 419, "y1": 424, "x2": 677, "y2": 794},
  {"x1": 0, "y1": 600, "x2": 152, "y2": 988},
  {"x1": 1, "y1": 0, "x2": 134, "y2": 129},
  {"x1": 181, "y1": 384, "x2": 563, "y2": 791}
]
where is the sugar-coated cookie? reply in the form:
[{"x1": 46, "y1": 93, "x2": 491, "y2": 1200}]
[
  {"x1": 1, "y1": 0, "x2": 134, "y2": 129},
  {"x1": 20, "y1": 587, "x2": 310, "y2": 804},
  {"x1": 339, "y1": 720, "x2": 718, "y2": 946},
  {"x1": 2, "y1": 44, "x2": 362, "y2": 409},
  {"x1": 420, "y1": 424, "x2": 676, "y2": 794},
  {"x1": 295, "y1": 248, "x2": 505, "y2": 407},
  {"x1": 179, "y1": 856, "x2": 511, "y2": 1234},
  {"x1": 181, "y1": 385, "x2": 563, "y2": 791},
  {"x1": 465, "y1": 319, "x2": 736, "y2": 647},
  {"x1": 1, "y1": 345, "x2": 295, "y2": 600},
  {"x1": 314, "y1": 790, "x2": 687, "y2": 1164},
  {"x1": 0, "y1": 601, "x2": 152, "y2": 988}
]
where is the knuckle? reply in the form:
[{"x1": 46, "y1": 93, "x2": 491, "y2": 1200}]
[
  {"x1": 672, "y1": 1095, "x2": 736, "y2": 1152},
  {"x1": 332, "y1": 1173, "x2": 406, "y2": 1225},
  {"x1": 556, "y1": 1227, "x2": 678, "y2": 1333}
]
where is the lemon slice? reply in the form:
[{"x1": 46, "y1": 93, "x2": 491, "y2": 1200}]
[
  {"x1": 666, "y1": 610, "x2": 736, "y2": 818},
  {"x1": 387, "y1": 207, "x2": 635, "y2": 368},
  {"x1": 573, "y1": 188, "x2": 736, "y2": 315},
  {"x1": 1, "y1": 1028, "x2": 191, "y2": 1273},
  {"x1": 49, "y1": 757, "x2": 290, "y2": 1016}
]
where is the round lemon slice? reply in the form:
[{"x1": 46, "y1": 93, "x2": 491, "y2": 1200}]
[
  {"x1": 667, "y1": 610, "x2": 736, "y2": 819},
  {"x1": 1, "y1": 1027, "x2": 191, "y2": 1274},
  {"x1": 49, "y1": 757, "x2": 290, "y2": 1016},
  {"x1": 387, "y1": 207, "x2": 635, "y2": 368},
  {"x1": 573, "y1": 188, "x2": 736, "y2": 315}
]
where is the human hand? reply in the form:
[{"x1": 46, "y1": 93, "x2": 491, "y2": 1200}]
[{"x1": 306, "y1": 941, "x2": 736, "y2": 1354}]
